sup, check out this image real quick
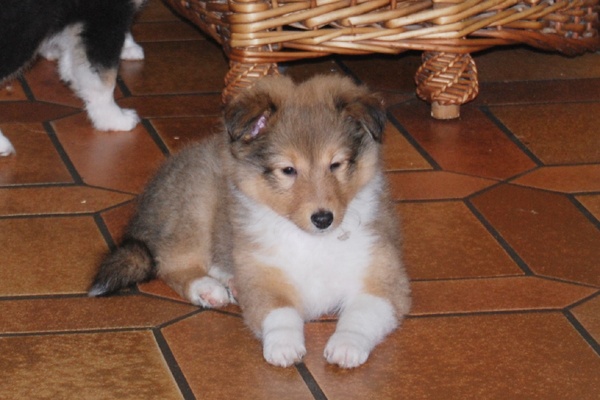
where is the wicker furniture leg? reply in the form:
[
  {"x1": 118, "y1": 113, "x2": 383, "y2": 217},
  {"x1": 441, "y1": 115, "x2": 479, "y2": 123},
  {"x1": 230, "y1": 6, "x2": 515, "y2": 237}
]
[
  {"x1": 415, "y1": 52, "x2": 480, "y2": 120},
  {"x1": 223, "y1": 61, "x2": 279, "y2": 103}
]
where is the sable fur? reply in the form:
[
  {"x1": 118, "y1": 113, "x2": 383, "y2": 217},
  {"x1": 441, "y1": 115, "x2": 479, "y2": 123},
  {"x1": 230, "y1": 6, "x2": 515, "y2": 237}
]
[{"x1": 89, "y1": 75, "x2": 411, "y2": 368}]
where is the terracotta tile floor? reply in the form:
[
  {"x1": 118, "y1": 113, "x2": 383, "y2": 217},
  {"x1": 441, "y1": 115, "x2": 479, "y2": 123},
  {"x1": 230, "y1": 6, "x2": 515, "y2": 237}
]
[{"x1": 1, "y1": 1, "x2": 599, "y2": 398}]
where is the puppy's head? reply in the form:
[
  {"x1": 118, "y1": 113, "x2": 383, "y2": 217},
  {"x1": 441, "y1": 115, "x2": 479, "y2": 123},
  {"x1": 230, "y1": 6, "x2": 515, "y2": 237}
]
[{"x1": 225, "y1": 75, "x2": 386, "y2": 234}]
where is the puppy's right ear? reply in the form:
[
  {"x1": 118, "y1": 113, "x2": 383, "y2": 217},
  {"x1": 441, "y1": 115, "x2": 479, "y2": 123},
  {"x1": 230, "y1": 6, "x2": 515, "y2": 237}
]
[{"x1": 224, "y1": 90, "x2": 276, "y2": 143}]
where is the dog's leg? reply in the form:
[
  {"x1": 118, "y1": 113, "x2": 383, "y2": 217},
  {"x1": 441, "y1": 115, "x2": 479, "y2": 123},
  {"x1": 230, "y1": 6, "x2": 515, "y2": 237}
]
[
  {"x1": 253, "y1": 304, "x2": 307, "y2": 368},
  {"x1": 0, "y1": 129, "x2": 15, "y2": 156},
  {"x1": 236, "y1": 265, "x2": 306, "y2": 367},
  {"x1": 186, "y1": 275, "x2": 232, "y2": 308},
  {"x1": 164, "y1": 269, "x2": 232, "y2": 308},
  {"x1": 261, "y1": 307, "x2": 306, "y2": 367},
  {"x1": 42, "y1": 32, "x2": 143, "y2": 62},
  {"x1": 120, "y1": 32, "x2": 144, "y2": 61},
  {"x1": 186, "y1": 264, "x2": 236, "y2": 307},
  {"x1": 324, "y1": 293, "x2": 398, "y2": 368},
  {"x1": 157, "y1": 249, "x2": 233, "y2": 308},
  {"x1": 75, "y1": 66, "x2": 139, "y2": 131},
  {"x1": 57, "y1": 25, "x2": 139, "y2": 131}
]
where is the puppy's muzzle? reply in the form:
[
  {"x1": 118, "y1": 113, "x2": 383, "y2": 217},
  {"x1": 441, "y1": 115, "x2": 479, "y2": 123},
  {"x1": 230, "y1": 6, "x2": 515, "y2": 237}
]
[{"x1": 311, "y1": 210, "x2": 334, "y2": 230}]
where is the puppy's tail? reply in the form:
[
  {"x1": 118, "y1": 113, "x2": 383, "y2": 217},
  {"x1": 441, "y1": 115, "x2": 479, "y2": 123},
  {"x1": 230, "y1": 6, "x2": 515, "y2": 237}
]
[{"x1": 88, "y1": 237, "x2": 156, "y2": 297}]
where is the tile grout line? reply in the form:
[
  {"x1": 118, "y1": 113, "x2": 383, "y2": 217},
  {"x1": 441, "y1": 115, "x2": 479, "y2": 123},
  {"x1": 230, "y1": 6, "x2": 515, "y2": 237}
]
[
  {"x1": 153, "y1": 329, "x2": 197, "y2": 400},
  {"x1": 479, "y1": 105, "x2": 544, "y2": 167},
  {"x1": 43, "y1": 121, "x2": 84, "y2": 185},
  {"x1": 562, "y1": 311, "x2": 600, "y2": 356},
  {"x1": 115, "y1": 71, "x2": 172, "y2": 157},
  {"x1": 568, "y1": 195, "x2": 600, "y2": 229},
  {"x1": 141, "y1": 118, "x2": 171, "y2": 156},
  {"x1": 0, "y1": 182, "x2": 78, "y2": 189},
  {"x1": 0, "y1": 212, "x2": 101, "y2": 221},
  {"x1": 566, "y1": 290, "x2": 600, "y2": 310},
  {"x1": 295, "y1": 362, "x2": 328, "y2": 400},
  {"x1": 533, "y1": 274, "x2": 600, "y2": 290},
  {"x1": 406, "y1": 308, "x2": 561, "y2": 320},
  {"x1": 116, "y1": 75, "x2": 133, "y2": 98},
  {"x1": 464, "y1": 199, "x2": 535, "y2": 276},
  {"x1": 94, "y1": 212, "x2": 117, "y2": 250},
  {"x1": 386, "y1": 110, "x2": 443, "y2": 171},
  {"x1": 0, "y1": 326, "x2": 146, "y2": 338},
  {"x1": 332, "y1": 56, "x2": 362, "y2": 86},
  {"x1": 17, "y1": 76, "x2": 37, "y2": 102},
  {"x1": 155, "y1": 308, "x2": 207, "y2": 330}
]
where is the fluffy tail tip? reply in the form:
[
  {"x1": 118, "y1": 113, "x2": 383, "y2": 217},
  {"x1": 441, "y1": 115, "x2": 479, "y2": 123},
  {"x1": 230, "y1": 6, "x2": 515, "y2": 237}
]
[
  {"x1": 87, "y1": 237, "x2": 155, "y2": 298},
  {"x1": 88, "y1": 283, "x2": 110, "y2": 297}
]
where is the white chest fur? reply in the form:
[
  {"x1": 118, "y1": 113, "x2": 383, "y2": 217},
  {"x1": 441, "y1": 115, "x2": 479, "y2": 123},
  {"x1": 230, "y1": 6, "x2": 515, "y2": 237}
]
[{"x1": 235, "y1": 176, "x2": 383, "y2": 319}]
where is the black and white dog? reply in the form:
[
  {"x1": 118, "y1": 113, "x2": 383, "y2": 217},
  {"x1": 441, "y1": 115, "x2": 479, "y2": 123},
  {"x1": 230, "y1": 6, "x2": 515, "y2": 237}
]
[{"x1": 0, "y1": 0, "x2": 147, "y2": 156}]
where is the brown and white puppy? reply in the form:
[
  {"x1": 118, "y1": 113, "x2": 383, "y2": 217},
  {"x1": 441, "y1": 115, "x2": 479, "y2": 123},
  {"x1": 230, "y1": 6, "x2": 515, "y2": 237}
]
[{"x1": 89, "y1": 75, "x2": 411, "y2": 368}]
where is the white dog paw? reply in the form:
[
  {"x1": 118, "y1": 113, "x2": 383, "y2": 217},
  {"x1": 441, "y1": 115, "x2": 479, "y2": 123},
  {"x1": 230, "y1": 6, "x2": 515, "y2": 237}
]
[
  {"x1": 120, "y1": 33, "x2": 145, "y2": 60},
  {"x1": 91, "y1": 107, "x2": 139, "y2": 132},
  {"x1": 187, "y1": 276, "x2": 231, "y2": 308},
  {"x1": 120, "y1": 42, "x2": 144, "y2": 61},
  {"x1": 262, "y1": 308, "x2": 306, "y2": 367},
  {"x1": 324, "y1": 331, "x2": 371, "y2": 368},
  {"x1": 0, "y1": 131, "x2": 15, "y2": 156},
  {"x1": 263, "y1": 331, "x2": 306, "y2": 367}
]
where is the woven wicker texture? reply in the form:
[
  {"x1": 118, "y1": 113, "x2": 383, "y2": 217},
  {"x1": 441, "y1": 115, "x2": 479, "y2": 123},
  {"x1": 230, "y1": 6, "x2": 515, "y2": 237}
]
[
  {"x1": 415, "y1": 51, "x2": 479, "y2": 118},
  {"x1": 165, "y1": 0, "x2": 600, "y2": 116}
]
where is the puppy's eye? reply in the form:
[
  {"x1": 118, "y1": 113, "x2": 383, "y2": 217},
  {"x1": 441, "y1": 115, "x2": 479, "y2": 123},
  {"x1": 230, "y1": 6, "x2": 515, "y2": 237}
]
[
  {"x1": 281, "y1": 167, "x2": 297, "y2": 176},
  {"x1": 330, "y1": 162, "x2": 342, "y2": 172}
]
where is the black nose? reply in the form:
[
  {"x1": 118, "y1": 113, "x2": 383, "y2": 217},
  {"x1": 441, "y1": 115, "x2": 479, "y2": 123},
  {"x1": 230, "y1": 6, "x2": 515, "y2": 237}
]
[{"x1": 311, "y1": 210, "x2": 334, "y2": 230}]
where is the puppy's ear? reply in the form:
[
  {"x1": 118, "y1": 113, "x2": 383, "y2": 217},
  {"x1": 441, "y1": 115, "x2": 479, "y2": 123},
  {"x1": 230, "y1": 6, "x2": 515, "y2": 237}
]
[
  {"x1": 337, "y1": 91, "x2": 386, "y2": 143},
  {"x1": 224, "y1": 85, "x2": 280, "y2": 143}
]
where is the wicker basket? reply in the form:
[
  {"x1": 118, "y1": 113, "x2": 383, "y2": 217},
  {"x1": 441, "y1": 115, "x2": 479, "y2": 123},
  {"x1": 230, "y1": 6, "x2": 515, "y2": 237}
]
[{"x1": 163, "y1": 0, "x2": 600, "y2": 118}]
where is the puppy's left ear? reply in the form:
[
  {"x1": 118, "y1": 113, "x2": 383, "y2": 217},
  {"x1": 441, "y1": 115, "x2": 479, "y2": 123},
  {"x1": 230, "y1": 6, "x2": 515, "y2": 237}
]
[
  {"x1": 224, "y1": 91, "x2": 275, "y2": 143},
  {"x1": 224, "y1": 76, "x2": 294, "y2": 143},
  {"x1": 339, "y1": 92, "x2": 387, "y2": 143}
]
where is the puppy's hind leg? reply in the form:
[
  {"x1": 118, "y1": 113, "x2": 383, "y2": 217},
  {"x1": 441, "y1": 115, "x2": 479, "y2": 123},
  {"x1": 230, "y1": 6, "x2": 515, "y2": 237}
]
[{"x1": 158, "y1": 252, "x2": 233, "y2": 308}]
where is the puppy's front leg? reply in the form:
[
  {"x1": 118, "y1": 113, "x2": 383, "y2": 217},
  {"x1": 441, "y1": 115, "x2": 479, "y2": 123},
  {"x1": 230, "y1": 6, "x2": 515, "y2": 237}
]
[
  {"x1": 237, "y1": 266, "x2": 305, "y2": 367},
  {"x1": 261, "y1": 307, "x2": 306, "y2": 367},
  {"x1": 325, "y1": 293, "x2": 398, "y2": 368}
]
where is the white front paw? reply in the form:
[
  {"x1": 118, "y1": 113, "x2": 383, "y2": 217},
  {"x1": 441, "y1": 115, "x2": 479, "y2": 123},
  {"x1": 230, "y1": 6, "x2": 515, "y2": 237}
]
[
  {"x1": 91, "y1": 107, "x2": 139, "y2": 131},
  {"x1": 262, "y1": 308, "x2": 306, "y2": 367},
  {"x1": 324, "y1": 331, "x2": 371, "y2": 368},
  {"x1": 187, "y1": 276, "x2": 231, "y2": 308},
  {"x1": 263, "y1": 329, "x2": 306, "y2": 367}
]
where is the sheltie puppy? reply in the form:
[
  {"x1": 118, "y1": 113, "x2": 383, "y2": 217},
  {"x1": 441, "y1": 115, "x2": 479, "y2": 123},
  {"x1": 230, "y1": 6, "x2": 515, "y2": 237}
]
[
  {"x1": 0, "y1": 0, "x2": 147, "y2": 156},
  {"x1": 89, "y1": 75, "x2": 411, "y2": 368}
]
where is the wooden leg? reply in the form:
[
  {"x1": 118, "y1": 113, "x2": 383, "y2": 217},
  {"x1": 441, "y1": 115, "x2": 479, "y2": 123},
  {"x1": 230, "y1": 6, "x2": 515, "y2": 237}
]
[
  {"x1": 223, "y1": 61, "x2": 279, "y2": 103},
  {"x1": 414, "y1": 51, "x2": 479, "y2": 120}
]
